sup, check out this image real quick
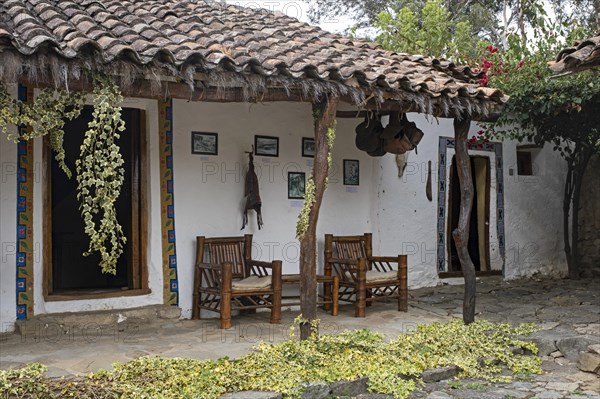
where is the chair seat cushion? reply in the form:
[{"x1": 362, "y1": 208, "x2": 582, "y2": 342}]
[
  {"x1": 232, "y1": 275, "x2": 272, "y2": 292},
  {"x1": 343, "y1": 270, "x2": 398, "y2": 282},
  {"x1": 367, "y1": 270, "x2": 398, "y2": 282}
]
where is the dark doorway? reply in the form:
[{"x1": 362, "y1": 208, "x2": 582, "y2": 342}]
[
  {"x1": 49, "y1": 106, "x2": 144, "y2": 293},
  {"x1": 447, "y1": 155, "x2": 490, "y2": 272}
]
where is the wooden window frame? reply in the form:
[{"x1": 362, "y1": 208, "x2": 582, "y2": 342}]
[{"x1": 43, "y1": 109, "x2": 150, "y2": 301}]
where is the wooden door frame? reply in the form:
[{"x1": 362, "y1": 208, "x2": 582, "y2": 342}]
[
  {"x1": 43, "y1": 108, "x2": 150, "y2": 301},
  {"x1": 441, "y1": 154, "x2": 497, "y2": 278}
]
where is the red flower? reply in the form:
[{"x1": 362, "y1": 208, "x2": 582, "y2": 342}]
[{"x1": 516, "y1": 60, "x2": 524, "y2": 70}]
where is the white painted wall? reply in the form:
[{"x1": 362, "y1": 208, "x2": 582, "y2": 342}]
[
  {"x1": 373, "y1": 114, "x2": 568, "y2": 287},
  {"x1": 502, "y1": 142, "x2": 567, "y2": 279},
  {"x1": 172, "y1": 101, "x2": 373, "y2": 318},
  {"x1": 0, "y1": 97, "x2": 569, "y2": 326},
  {"x1": 0, "y1": 85, "x2": 17, "y2": 332}
]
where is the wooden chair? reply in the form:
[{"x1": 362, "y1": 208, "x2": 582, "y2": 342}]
[
  {"x1": 192, "y1": 235, "x2": 282, "y2": 329},
  {"x1": 324, "y1": 233, "x2": 408, "y2": 317}
]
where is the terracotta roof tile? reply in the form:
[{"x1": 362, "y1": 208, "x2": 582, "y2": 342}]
[
  {"x1": 1, "y1": 0, "x2": 506, "y2": 118},
  {"x1": 550, "y1": 34, "x2": 600, "y2": 73}
]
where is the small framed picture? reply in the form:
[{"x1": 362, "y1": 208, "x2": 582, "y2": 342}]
[
  {"x1": 191, "y1": 132, "x2": 218, "y2": 155},
  {"x1": 302, "y1": 137, "x2": 315, "y2": 157},
  {"x1": 343, "y1": 159, "x2": 360, "y2": 186},
  {"x1": 288, "y1": 172, "x2": 306, "y2": 199},
  {"x1": 255, "y1": 135, "x2": 279, "y2": 157}
]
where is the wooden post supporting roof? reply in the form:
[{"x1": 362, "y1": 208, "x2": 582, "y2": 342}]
[
  {"x1": 299, "y1": 96, "x2": 338, "y2": 340},
  {"x1": 452, "y1": 115, "x2": 477, "y2": 324}
]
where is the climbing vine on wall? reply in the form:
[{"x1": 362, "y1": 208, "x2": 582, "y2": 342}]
[{"x1": 0, "y1": 78, "x2": 127, "y2": 274}]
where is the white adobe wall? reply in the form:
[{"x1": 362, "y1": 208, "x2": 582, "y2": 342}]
[
  {"x1": 0, "y1": 84, "x2": 18, "y2": 332},
  {"x1": 172, "y1": 101, "x2": 374, "y2": 318},
  {"x1": 373, "y1": 114, "x2": 568, "y2": 287},
  {"x1": 0, "y1": 96, "x2": 568, "y2": 327},
  {"x1": 502, "y1": 141, "x2": 567, "y2": 279}
]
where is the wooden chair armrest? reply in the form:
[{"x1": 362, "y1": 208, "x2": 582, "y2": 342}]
[
  {"x1": 326, "y1": 258, "x2": 360, "y2": 265},
  {"x1": 196, "y1": 262, "x2": 233, "y2": 290},
  {"x1": 328, "y1": 258, "x2": 367, "y2": 283},
  {"x1": 246, "y1": 259, "x2": 283, "y2": 283},
  {"x1": 195, "y1": 262, "x2": 224, "y2": 271},
  {"x1": 246, "y1": 259, "x2": 277, "y2": 269}
]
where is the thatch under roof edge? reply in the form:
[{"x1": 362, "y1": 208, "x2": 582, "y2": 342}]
[{"x1": 0, "y1": 51, "x2": 503, "y2": 121}]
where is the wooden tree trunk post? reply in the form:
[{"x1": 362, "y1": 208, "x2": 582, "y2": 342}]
[
  {"x1": 570, "y1": 146, "x2": 594, "y2": 279},
  {"x1": 563, "y1": 161, "x2": 574, "y2": 276},
  {"x1": 452, "y1": 115, "x2": 477, "y2": 325},
  {"x1": 299, "y1": 96, "x2": 338, "y2": 340}
]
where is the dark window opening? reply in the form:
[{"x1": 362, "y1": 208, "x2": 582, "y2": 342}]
[
  {"x1": 48, "y1": 106, "x2": 146, "y2": 294},
  {"x1": 517, "y1": 151, "x2": 533, "y2": 176}
]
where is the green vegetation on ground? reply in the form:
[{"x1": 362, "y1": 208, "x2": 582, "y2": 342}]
[{"x1": 0, "y1": 320, "x2": 541, "y2": 399}]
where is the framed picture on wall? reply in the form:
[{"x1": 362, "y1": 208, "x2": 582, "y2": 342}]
[
  {"x1": 343, "y1": 159, "x2": 360, "y2": 186},
  {"x1": 288, "y1": 172, "x2": 306, "y2": 199},
  {"x1": 302, "y1": 137, "x2": 315, "y2": 157},
  {"x1": 191, "y1": 132, "x2": 218, "y2": 155},
  {"x1": 254, "y1": 135, "x2": 279, "y2": 157}
]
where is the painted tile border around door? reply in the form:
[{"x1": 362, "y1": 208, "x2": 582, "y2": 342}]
[
  {"x1": 16, "y1": 83, "x2": 34, "y2": 319},
  {"x1": 158, "y1": 98, "x2": 179, "y2": 305}
]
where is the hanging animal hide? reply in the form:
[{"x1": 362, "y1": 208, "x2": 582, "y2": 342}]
[{"x1": 241, "y1": 147, "x2": 263, "y2": 230}]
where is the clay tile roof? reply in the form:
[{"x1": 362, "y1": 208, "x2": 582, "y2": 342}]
[
  {"x1": 550, "y1": 34, "x2": 600, "y2": 73},
  {"x1": 0, "y1": 0, "x2": 507, "y2": 119}
]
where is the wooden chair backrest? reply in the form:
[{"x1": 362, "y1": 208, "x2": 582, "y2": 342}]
[
  {"x1": 196, "y1": 235, "x2": 253, "y2": 278},
  {"x1": 326, "y1": 233, "x2": 372, "y2": 260}
]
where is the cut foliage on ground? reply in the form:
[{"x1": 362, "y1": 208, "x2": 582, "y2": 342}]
[{"x1": 0, "y1": 320, "x2": 541, "y2": 399}]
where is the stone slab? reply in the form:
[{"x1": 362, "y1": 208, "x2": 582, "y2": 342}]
[
  {"x1": 557, "y1": 336, "x2": 600, "y2": 362},
  {"x1": 330, "y1": 377, "x2": 369, "y2": 397},
  {"x1": 421, "y1": 366, "x2": 460, "y2": 383},
  {"x1": 578, "y1": 352, "x2": 600, "y2": 373}
]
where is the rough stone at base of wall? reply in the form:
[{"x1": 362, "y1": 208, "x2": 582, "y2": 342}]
[{"x1": 14, "y1": 305, "x2": 181, "y2": 338}]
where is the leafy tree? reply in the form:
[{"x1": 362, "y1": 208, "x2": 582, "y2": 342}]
[
  {"x1": 374, "y1": 0, "x2": 480, "y2": 61},
  {"x1": 310, "y1": 0, "x2": 599, "y2": 51},
  {"x1": 548, "y1": 0, "x2": 600, "y2": 32},
  {"x1": 480, "y1": 26, "x2": 600, "y2": 279}
]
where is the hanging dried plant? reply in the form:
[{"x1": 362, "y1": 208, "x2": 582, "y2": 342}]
[
  {"x1": 75, "y1": 76, "x2": 127, "y2": 275},
  {"x1": 0, "y1": 77, "x2": 127, "y2": 275}
]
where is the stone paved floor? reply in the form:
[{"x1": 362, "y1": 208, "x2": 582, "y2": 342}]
[{"x1": 1, "y1": 276, "x2": 599, "y2": 398}]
